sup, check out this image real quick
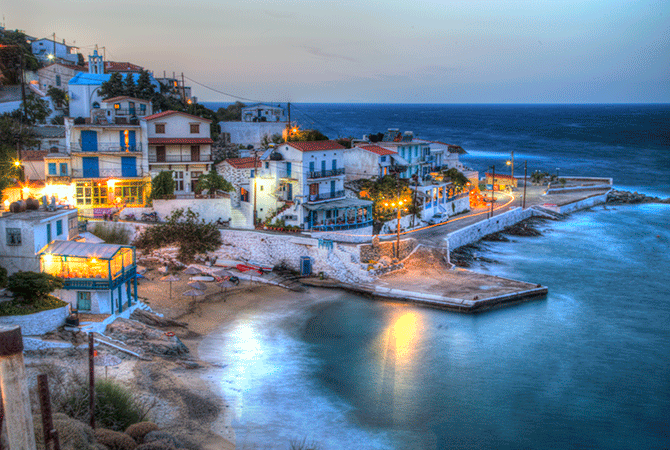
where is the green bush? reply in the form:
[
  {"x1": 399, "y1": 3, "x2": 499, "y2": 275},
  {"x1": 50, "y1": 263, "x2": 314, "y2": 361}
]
[
  {"x1": 7, "y1": 271, "x2": 63, "y2": 301},
  {"x1": 0, "y1": 295, "x2": 67, "y2": 316},
  {"x1": 33, "y1": 413, "x2": 95, "y2": 450},
  {"x1": 57, "y1": 378, "x2": 151, "y2": 432},
  {"x1": 0, "y1": 265, "x2": 7, "y2": 288},
  {"x1": 95, "y1": 428, "x2": 138, "y2": 450},
  {"x1": 134, "y1": 208, "x2": 222, "y2": 262},
  {"x1": 91, "y1": 223, "x2": 131, "y2": 245}
]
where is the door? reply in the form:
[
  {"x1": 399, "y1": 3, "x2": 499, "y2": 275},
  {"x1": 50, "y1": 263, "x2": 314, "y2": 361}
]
[
  {"x1": 330, "y1": 180, "x2": 336, "y2": 197},
  {"x1": 82, "y1": 157, "x2": 99, "y2": 178},
  {"x1": 119, "y1": 130, "x2": 136, "y2": 151},
  {"x1": 77, "y1": 292, "x2": 91, "y2": 310},
  {"x1": 46, "y1": 223, "x2": 51, "y2": 243},
  {"x1": 156, "y1": 146, "x2": 166, "y2": 162},
  {"x1": 286, "y1": 162, "x2": 291, "y2": 178},
  {"x1": 81, "y1": 130, "x2": 97, "y2": 152},
  {"x1": 321, "y1": 160, "x2": 326, "y2": 176},
  {"x1": 287, "y1": 183, "x2": 293, "y2": 200},
  {"x1": 190, "y1": 145, "x2": 200, "y2": 162},
  {"x1": 121, "y1": 157, "x2": 137, "y2": 177},
  {"x1": 128, "y1": 101, "x2": 136, "y2": 116}
]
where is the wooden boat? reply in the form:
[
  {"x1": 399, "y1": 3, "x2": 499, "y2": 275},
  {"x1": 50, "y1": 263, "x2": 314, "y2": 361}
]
[
  {"x1": 214, "y1": 259, "x2": 242, "y2": 268},
  {"x1": 190, "y1": 275, "x2": 214, "y2": 282},
  {"x1": 246, "y1": 261, "x2": 273, "y2": 272},
  {"x1": 236, "y1": 264, "x2": 263, "y2": 275}
]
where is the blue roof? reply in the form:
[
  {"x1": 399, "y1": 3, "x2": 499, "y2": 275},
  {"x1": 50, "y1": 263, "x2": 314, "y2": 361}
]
[{"x1": 69, "y1": 72, "x2": 159, "y2": 88}]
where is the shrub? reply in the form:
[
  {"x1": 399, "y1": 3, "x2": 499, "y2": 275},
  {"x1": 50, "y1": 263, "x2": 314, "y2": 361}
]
[
  {"x1": 0, "y1": 265, "x2": 7, "y2": 288},
  {"x1": 125, "y1": 422, "x2": 159, "y2": 443},
  {"x1": 95, "y1": 428, "x2": 138, "y2": 450},
  {"x1": 56, "y1": 377, "x2": 151, "y2": 432},
  {"x1": 34, "y1": 414, "x2": 95, "y2": 450},
  {"x1": 91, "y1": 222, "x2": 131, "y2": 245},
  {"x1": 135, "y1": 440, "x2": 177, "y2": 450},
  {"x1": 134, "y1": 209, "x2": 222, "y2": 262},
  {"x1": 143, "y1": 431, "x2": 182, "y2": 448},
  {"x1": 0, "y1": 295, "x2": 67, "y2": 316},
  {"x1": 7, "y1": 271, "x2": 63, "y2": 301}
]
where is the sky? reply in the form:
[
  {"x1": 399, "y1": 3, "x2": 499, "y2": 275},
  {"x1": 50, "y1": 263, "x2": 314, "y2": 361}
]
[{"x1": 5, "y1": 0, "x2": 670, "y2": 103}]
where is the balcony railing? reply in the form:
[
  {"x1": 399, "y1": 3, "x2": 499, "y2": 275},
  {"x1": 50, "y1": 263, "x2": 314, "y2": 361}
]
[
  {"x1": 307, "y1": 167, "x2": 345, "y2": 179},
  {"x1": 148, "y1": 154, "x2": 214, "y2": 163},
  {"x1": 307, "y1": 190, "x2": 345, "y2": 203},
  {"x1": 71, "y1": 168, "x2": 147, "y2": 178},
  {"x1": 70, "y1": 143, "x2": 144, "y2": 153},
  {"x1": 62, "y1": 266, "x2": 136, "y2": 291},
  {"x1": 312, "y1": 219, "x2": 373, "y2": 231}
]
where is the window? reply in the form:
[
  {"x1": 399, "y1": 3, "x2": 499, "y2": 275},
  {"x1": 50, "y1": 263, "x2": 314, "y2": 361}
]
[
  {"x1": 174, "y1": 171, "x2": 184, "y2": 191},
  {"x1": 6, "y1": 228, "x2": 21, "y2": 246},
  {"x1": 56, "y1": 74, "x2": 61, "y2": 87},
  {"x1": 155, "y1": 123, "x2": 165, "y2": 134},
  {"x1": 190, "y1": 123, "x2": 200, "y2": 133},
  {"x1": 48, "y1": 163, "x2": 57, "y2": 175},
  {"x1": 56, "y1": 220, "x2": 63, "y2": 236},
  {"x1": 381, "y1": 156, "x2": 387, "y2": 162},
  {"x1": 250, "y1": 169, "x2": 255, "y2": 178},
  {"x1": 47, "y1": 223, "x2": 52, "y2": 243},
  {"x1": 260, "y1": 185, "x2": 264, "y2": 191},
  {"x1": 265, "y1": 162, "x2": 269, "y2": 169},
  {"x1": 139, "y1": 104, "x2": 146, "y2": 115},
  {"x1": 60, "y1": 163, "x2": 68, "y2": 175}
]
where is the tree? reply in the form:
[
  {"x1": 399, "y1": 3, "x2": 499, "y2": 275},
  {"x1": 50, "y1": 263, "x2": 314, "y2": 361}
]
[
  {"x1": 134, "y1": 69, "x2": 155, "y2": 100},
  {"x1": 77, "y1": 53, "x2": 85, "y2": 66},
  {"x1": 216, "y1": 102, "x2": 245, "y2": 121},
  {"x1": 288, "y1": 129, "x2": 329, "y2": 142},
  {"x1": 149, "y1": 171, "x2": 175, "y2": 200},
  {"x1": 7, "y1": 271, "x2": 63, "y2": 302},
  {"x1": 19, "y1": 94, "x2": 51, "y2": 125},
  {"x1": 442, "y1": 168, "x2": 469, "y2": 189},
  {"x1": 358, "y1": 175, "x2": 413, "y2": 225},
  {"x1": 123, "y1": 73, "x2": 136, "y2": 98},
  {"x1": 197, "y1": 166, "x2": 233, "y2": 197},
  {"x1": 0, "y1": 30, "x2": 39, "y2": 84},
  {"x1": 99, "y1": 72, "x2": 125, "y2": 99},
  {"x1": 261, "y1": 133, "x2": 283, "y2": 149},
  {"x1": 47, "y1": 87, "x2": 68, "y2": 109},
  {"x1": 0, "y1": 266, "x2": 7, "y2": 288}
]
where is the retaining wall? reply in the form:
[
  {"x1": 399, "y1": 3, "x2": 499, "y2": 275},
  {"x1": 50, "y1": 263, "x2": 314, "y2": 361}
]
[
  {"x1": 447, "y1": 207, "x2": 535, "y2": 249},
  {"x1": 152, "y1": 198, "x2": 232, "y2": 223},
  {"x1": 310, "y1": 225, "x2": 374, "y2": 243},
  {"x1": 0, "y1": 304, "x2": 69, "y2": 335},
  {"x1": 359, "y1": 238, "x2": 418, "y2": 263},
  {"x1": 557, "y1": 190, "x2": 610, "y2": 214}
]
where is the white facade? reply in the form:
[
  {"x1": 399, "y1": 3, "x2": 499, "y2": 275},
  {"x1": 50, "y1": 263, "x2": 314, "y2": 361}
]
[
  {"x1": 38, "y1": 62, "x2": 84, "y2": 92},
  {"x1": 241, "y1": 103, "x2": 287, "y2": 122},
  {"x1": 31, "y1": 39, "x2": 79, "y2": 64},
  {"x1": 343, "y1": 145, "x2": 400, "y2": 181},
  {"x1": 0, "y1": 209, "x2": 78, "y2": 275},
  {"x1": 146, "y1": 111, "x2": 214, "y2": 196},
  {"x1": 219, "y1": 121, "x2": 287, "y2": 148}
]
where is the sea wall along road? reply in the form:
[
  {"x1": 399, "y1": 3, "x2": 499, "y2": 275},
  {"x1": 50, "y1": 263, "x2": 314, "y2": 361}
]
[{"x1": 447, "y1": 207, "x2": 535, "y2": 249}]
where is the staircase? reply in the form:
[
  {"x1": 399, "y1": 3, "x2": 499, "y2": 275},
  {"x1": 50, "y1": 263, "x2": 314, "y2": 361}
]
[
  {"x1": 267, "y1": 201, "x2": 295, "y2": 223},
  {"x1": 230, "y1": 207, "x2": 249, "y2": 228}
]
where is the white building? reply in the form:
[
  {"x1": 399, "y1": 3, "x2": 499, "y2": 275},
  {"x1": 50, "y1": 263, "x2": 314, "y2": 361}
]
[
  {"x1": 145, "y1": 110, "x2": 214, "y2": 196},
  {"x1": 0, "y1": 208, "x2": 78, "y2": 275},
  {"x1": 411, "y1": 182, "x2": 471, "y2": 222},
  {"x1": 31, "y1": 38, "x2": 79, "y2": 64},
  {"x1": 241, "y1": 103, "x2": 287, "y2": 122},
  {"x1": 255, "y1": 141, "x2": 373, "y2": 231},
  {"x1": 343, "y1": 144, "x2": 408, "y2": 181},
  {"x1": 216, "y1": 157, "x2": 260, "y2": 206},
  {"x1": 37, "y1": 62, "x2": 85, "y2": 92}
]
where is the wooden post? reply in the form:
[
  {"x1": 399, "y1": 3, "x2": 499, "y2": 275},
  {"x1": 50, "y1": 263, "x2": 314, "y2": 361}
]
[
  {"x1": 0, "y1": 325, "x2": 37, "y2": 450},
  {"x1": 88, "y1": 333, "x2": 95, "y2": 429},
  {"x1": 38, "y1": 374, "x2": 60, "y2": 450}
]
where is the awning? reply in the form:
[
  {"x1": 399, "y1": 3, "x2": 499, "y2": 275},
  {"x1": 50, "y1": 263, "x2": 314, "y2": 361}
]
[
  {"x1": 390, "y1": 154, "x2": 409, "y2": 165},
  {"x1": 38, "y1": 240, "x2": 131, "y2": 260},
  {"x1": 303, "y1": 198, "x2": 373, "y2": 211}
]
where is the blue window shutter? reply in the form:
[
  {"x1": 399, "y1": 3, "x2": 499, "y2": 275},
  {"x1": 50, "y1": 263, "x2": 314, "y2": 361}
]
[
  {"x1": 48, "y1": 163, "x2": 56, "y2": 175},
  {"x1": 56, "y1": 220, "x2": 62, "y2": 236},
  {"x1": 60, "y1": 163, "x2": 67, "y2": 175},
  {"x1": 81, "y1": 130, "x2": 97, "y2": 151},
  {"x1": 121, "y1": 157, "x2": 137, "y2": 177},
  {"x1": 46, "y1": 223, "x2": 51, "y2": 243},
  {"x1": 332, "y1": 159, "x2": 336, "y2": 170},
  {"x1": 309, "y1": 162, "x2": 314, "y2": 172}
]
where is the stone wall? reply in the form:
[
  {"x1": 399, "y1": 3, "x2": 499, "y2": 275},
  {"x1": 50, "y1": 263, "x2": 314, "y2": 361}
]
[
  {"x1": 0, "y1": 304, "x2": 69, "y2": 335},
  {"x1": 447, "y1": 207, "x2": 535, "y2": 249},
  {"x1": 557, "y1": 190, "x2": 610, "y2": 214},
  {"x1": 359, "y1": 238, "x2": 418, "y2": 263},
  {"x1": 310, "y1": 225, "x2": 374, "y2": 243},
  {"x1": 212, "y1": 230, "x2": 370, "y2": 283},
  {"x1": 153, "y1": 198, "x2": 232, "y2": 223}
]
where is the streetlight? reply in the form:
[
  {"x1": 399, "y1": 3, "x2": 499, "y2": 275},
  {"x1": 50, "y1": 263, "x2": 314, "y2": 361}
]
[
  {"x1": 385, "y1": 198, "x2": 407, "y2": 259},
  {"x1": 489, "y1": 165, "x2": 495, "y2": 219},
  {"x1": 506, "y1": 150, "x2": 514, "y2": 185}
]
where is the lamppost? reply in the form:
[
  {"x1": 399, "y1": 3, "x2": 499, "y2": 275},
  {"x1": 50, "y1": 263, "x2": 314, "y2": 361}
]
[
  {"x1": 506, "y1": 150, "x2": 514, "y2": 184},
  {"x1": 523, "y1": 161, "x2": 528, "y2": 209},
  {"x1": 385, "y1": 198, "x2": 407, "y2": 259},
  {"x1": 489, "y1": 165, "x2": 495, "y2": 219}
]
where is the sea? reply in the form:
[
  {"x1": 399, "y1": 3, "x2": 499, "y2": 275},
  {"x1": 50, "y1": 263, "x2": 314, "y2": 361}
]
[{"x1": 199, "y1": 103, "x2": 670, "y2": 450}]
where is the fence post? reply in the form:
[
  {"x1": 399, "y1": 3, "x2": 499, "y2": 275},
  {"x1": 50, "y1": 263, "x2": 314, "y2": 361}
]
[
  {"x1": 38, "y1": 374, "x2": 60, "y2": 450},
  {"x1": 0, "y1": 325, "x2": 37, "y2": 450}
]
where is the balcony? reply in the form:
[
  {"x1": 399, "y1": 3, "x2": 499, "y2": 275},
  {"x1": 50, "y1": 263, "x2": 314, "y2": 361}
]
[
  {"x1": 307, "y1": 167, "x2": 345, "y2": 179},
  {"x1": 70, "y1": 143, "x2": 144, "y2": 153},
  {"x1": 71, "y1": 168, "x2": 148, "y2": 178},
  {"x1": 307, "y1": 190, "x2": 345, "y2": 203},
  {"x1": 148, "y1": 154, "x2": 214, "y2": 163},
  {"x1": 62, "y1": 266, "x2": 136, "y2": 291}
]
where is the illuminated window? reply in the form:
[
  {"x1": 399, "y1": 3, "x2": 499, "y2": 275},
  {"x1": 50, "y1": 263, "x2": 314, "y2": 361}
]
[
  {"x1": 155, "y1": 123, "x2": 165, "y2": 134},
  {"x1": 190, "y1": 123, "x2": 199, "y2": 133}
]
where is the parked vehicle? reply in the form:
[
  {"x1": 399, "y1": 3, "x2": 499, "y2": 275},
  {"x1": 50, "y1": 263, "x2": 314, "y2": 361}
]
[
  {"x1": 124, "y1": 213, "x2": 136, "y2": 221},
  {"x1": 428, "y1": 212, "x2": 449, "y2": 225},
  {"x1": 141, "y1": 212, "x2": 159, "y2": 222}
]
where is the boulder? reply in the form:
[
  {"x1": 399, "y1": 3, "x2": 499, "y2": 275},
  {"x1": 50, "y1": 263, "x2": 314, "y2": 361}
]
[{"x1": 105, "y1": 319, "x2": 189, "y2": 356}]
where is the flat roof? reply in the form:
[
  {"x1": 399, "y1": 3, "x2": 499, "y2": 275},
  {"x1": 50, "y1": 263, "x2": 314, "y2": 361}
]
[
  {"x1": 38, "y1": 240, "x2": 133, "y2": 260},
  {"x1": 0, "y1": 209, "x2": 76, "y2": 223}
]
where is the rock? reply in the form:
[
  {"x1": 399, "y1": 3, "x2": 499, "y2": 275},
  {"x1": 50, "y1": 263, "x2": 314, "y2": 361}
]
[
  {"x1": 105, "y1": 318, "x2": 189, "y2": 357},
  {"x1": 130, "y1": 309, "x2": 187, "y2": 329},
  {"x1": 379, "y1": 256, "x2": 392, "y2": 267},
  {"x1": 158, "y1": 266, "x2": 168, "y2": 274}
]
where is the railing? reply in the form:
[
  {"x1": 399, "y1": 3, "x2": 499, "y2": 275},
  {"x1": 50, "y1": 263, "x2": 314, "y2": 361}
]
[
  {"x1": 148, "y1": 154, "x2": 214, "y2": 163},
  {"x1": 70, "y1": 143, "x2": 144, "y2": 153},
  {"x1": 307, "y1": 190, "x2": 345, "y2": 202},
  {"x1": 307, "y1": 168, "x2": 345, "y2": 179},
  {"x1": 61, "y1": 266, "x2": 136, "y2": 290},
  {"x1": 71, "y1": 168, "x2": 147, "y2": 178},
  {"x1": 312, "y1": 219, "x2": 373, "y2": 231},
  {"x1": 110, "y1": 108, "x2": 149, "y2": 116}
]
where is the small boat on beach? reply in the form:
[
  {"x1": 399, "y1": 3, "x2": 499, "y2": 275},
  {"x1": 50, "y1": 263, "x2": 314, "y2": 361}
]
[{"x1": 214, "y1": 259, "x2": 242, "y2": 268}]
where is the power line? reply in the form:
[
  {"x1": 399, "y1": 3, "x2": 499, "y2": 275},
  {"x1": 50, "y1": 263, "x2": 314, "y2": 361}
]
[{"x1": 182, "y1": 75, "x2": 264, "y2": 104}]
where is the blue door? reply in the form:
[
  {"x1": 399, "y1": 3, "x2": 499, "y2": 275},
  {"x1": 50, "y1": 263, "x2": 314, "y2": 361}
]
[
  {"x1": 46, "y1": 223, "x2": 51, "y2": 243},
  {"x1": 321, "y1": 160, "x2": 326, "y2": 176},
  {"x1": 332, "y1": 159, "x2": 337, "y2": 170},
  {"x1": 81, "y1": 130, "x2": 97, "y2": 152},
  {"x1": 119, "y1": 130, "x2": 136, "y2": 151},
  {"x1": 82, "y1": 157, "x2": 99, "y2": 178},
  {"x1": 121, "y1": 157, "x2": 137, "y2": 177},
  {"x1": 330, "y1": 180, "x2": 336, "y2": 196},
  {"x1": 286, "y1": 162, "x2": 291, "y2": 177},
  {"x1": 287, "y1": 183, "x2": 293, "y2": 200}
]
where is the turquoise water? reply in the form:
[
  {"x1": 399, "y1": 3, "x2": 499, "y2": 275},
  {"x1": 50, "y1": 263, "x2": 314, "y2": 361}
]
[{"x1": 200, "y1": 204, "x2": 670, "y2": 449}]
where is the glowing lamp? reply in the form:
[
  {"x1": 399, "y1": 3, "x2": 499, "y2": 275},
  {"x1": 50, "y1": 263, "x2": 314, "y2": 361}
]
[
  {"x1": 114, "y1": 103, "x2": 120, "y2": 110},
  {"x1": 506, "y1": 161, "x2": 511, "y2": 166},
  {"x1": 14, "y1": 160, "x2": 20, "y2": 167},
  {"x1": 3, "y1": 199, "x2": 9, "y2": 209},
  {"x1": 90, "y1": 258, "x2": 97, "y2": 264},
  {"x1": 22, "y1": 187, "x2": 29, "y2": 194},
  {"x1": 291, "y1": 127, "x2": 298, "y2": 133}
]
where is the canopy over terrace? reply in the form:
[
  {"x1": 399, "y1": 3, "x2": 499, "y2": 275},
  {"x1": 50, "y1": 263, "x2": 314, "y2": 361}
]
[
  {"x1": 39, "y1": 240, "x2": 138, "y2": 314},
  {"x1": 304, "y1": 198, "x2": 373, "y2": 231}
]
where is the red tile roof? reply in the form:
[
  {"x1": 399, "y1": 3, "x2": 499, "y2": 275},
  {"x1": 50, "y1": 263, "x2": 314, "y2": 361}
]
[
  {"x1": 286, "y1": 140, "x2": 344, "y2": 152},
  {"x1": 485, "y1": 173, "x2": 515, "y2": 180},
  {"x1": 223, "y1": 157, "x2": 261, "y2": 169},
  {"x1": 101, "y1": 96, "x2": 151, "y2": 103},
  {"x1": 22, "y1": 150, "x2": 48, "y2": 161},
  {"x1": 358, "y1": 145, "x2": 397, "y2": 156},
  {"x1": 85, "y1": 61, "x2": 143, "y2": 73},
  {"x1": 148, "y1": 138, "x2": 213, "y2": 145},
  {"x1": 143, "y1": 110, "x2": 212, "y2": 123}
]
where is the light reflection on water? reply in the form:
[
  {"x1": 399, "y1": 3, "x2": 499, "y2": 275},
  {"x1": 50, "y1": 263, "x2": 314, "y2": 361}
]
[{"x1": 200, "y1": 205, "x2": 670, "y2": 450}]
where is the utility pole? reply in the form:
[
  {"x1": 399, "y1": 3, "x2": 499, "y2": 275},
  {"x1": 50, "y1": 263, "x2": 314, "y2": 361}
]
[
  {"x1": 523, "y1": 161, "x2": 528, "y2": 209},
  {"x1": 286, "y1": 102, "x2": 291, "y2": 142},
  {"x1": 395, "y1": 173, "x2": 401, "y2": 259},
  {"x1": 411, "y1": 171, "x2": 418, "y2": 228},
  {"x1": 253, "y1": 151, "x2": 258, "y2": 227},
  {"x1": 180, "y1": 72, "x2": 187, "y2": 103},
  {"x1": 490, "y1": 165, "x2": 495, "y2": 219},
  {"x1": 53, "y1": 32, "x2": 56, "y2": 59}
]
